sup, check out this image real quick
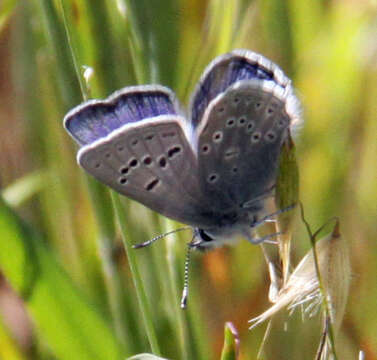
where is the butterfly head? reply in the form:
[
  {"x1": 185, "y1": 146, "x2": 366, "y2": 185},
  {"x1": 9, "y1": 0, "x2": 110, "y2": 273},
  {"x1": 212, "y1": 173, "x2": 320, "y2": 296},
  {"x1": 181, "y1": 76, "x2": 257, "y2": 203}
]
[{"x1": 190, "y1": 215, "x2": 260, "y2": 251}]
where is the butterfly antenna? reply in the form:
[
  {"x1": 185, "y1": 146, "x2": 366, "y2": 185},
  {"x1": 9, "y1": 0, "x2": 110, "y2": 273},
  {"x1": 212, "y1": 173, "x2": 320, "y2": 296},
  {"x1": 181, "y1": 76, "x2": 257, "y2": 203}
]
[
  {"x1": 132, "y1": 226, "x2": 192, "y2": 249},
  {"x1": 180, "y1": 241, "x2": 193, "y2": 309}
]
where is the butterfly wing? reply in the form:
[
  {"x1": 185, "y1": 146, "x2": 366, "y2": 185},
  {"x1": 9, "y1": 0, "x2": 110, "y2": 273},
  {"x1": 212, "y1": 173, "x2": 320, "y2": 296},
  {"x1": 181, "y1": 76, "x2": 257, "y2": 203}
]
[
  {"x1": 189, "y1": 49, "x2": 299, "y2": 128},
  {"x1": 191, "y1": 50, "x2": 301, "y2": 209},
  {"x1": 64, "y1": 86, "x2": 216, "y2": 228}
]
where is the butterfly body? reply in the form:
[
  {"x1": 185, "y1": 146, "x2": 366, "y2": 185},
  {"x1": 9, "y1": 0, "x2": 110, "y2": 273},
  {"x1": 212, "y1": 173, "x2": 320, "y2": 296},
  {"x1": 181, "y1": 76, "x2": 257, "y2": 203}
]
[{"x1": 64, "y1": 49, "x2": 301, "y2": 249}]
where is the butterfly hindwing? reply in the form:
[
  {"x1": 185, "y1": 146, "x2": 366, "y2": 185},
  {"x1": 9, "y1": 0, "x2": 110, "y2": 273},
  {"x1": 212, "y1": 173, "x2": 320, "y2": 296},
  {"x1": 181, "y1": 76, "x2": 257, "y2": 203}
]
[
  {"x1": 196, "y1": 80, "x2": 295, "y2": 209},
  {"x1": 189, "y1": 49, "x2": 290, "y2": 129}
]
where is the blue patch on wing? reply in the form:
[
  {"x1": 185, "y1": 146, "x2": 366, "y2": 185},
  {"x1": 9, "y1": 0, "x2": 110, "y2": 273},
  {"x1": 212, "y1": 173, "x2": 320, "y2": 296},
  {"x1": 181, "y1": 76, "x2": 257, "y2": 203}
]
[
  {"x1": 191, "y1": 57, "x2": 275, "y2": 128},
  {"x1": 65, "y1": 90, "x2": 177, "y2": 145}
]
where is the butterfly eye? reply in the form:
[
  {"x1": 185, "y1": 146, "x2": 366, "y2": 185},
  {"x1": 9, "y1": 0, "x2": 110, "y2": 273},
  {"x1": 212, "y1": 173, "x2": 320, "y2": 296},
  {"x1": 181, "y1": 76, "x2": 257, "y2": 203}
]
[{"x1": 250, "y1": 132, "x2": 262, "y2": 143}]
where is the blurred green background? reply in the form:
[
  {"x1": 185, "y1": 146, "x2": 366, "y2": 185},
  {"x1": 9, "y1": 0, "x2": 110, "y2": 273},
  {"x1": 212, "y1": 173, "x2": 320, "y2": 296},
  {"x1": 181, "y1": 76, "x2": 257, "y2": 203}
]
[{"x1": 0, "y1": 0, "x2": 376, "y2": 359}]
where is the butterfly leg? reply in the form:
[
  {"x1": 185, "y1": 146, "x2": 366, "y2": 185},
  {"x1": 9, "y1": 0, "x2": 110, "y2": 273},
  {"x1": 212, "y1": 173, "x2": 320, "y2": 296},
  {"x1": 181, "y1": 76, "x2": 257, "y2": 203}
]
[
  {"x1": 250, "y1": 203, "x2": 296, "y2": 229},
  {"x1": 247, "y1": 231, "x2": 282, "y2": 245}
]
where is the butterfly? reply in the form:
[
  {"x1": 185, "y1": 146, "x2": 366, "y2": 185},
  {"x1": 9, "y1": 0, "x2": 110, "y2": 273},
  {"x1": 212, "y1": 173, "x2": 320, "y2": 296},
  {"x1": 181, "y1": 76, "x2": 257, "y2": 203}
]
[{"x1": 64, "y1": 49, "x2": 300, "y2": 251}]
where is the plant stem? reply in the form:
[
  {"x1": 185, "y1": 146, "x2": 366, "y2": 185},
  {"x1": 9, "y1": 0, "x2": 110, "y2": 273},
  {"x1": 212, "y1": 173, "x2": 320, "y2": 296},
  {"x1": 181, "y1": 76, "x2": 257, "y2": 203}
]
[{"x1": 111, "y1": 192, "x2": 161, "y2": 355}]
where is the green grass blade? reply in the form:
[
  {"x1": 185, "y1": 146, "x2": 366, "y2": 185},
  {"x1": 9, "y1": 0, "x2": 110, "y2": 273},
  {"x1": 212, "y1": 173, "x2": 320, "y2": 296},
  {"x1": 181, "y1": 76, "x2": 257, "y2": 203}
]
[
  {"x1": 111, "y1": 193, "x2": 161, "y2": 356},
  {"x1": 221, "y1": 322, "x2": 239, "y2": 360},
  {"x1": 0, "y1": 196, "x2": 125, "y2": 359}
]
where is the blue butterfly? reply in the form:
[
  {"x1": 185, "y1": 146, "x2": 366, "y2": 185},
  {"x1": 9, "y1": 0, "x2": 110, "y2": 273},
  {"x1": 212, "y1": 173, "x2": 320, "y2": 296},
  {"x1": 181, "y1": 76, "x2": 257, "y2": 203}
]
[{"x1": 64, "y1": 49, "x2": 301, "y2": 306}]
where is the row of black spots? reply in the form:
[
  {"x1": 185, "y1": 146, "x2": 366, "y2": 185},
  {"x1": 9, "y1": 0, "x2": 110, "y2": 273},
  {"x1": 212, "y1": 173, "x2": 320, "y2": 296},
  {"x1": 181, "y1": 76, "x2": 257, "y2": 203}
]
[
  {"x1": 208, "y1": 115, "x2": 251, "y2": 148},
  {"x1": 127, "y1": 131, "x2": 161, "y2": 148},
  {"x1": 244, "y1": 96, "x2": 263, "y2": 111},
  {"x1": 226, "y1": 115, "x2": 248, "y2": 130},
  {"x1": 117, "y1": 175, "x2": 160, "y2": 191},
  {"x1": 117, "y1": 164, "x2": 161, "y2": 188},
  {"x1": 253, "y1": 100, "x2": 275, "y2": 117},
  {"x1": 215, "y1": 92, "x2": 261, "y2": 115},
  {"x1": 117, "y1": 145, "x2": 182, "y2": 178},
  {"x1": 221, "y1": 91, "x2": 277, "y2": 118},
  {"x1": 119, "y1": 157, "x2": 139, "y2": 176},
  {"x1": 249, "y1": 129, "x2": 279, "y2": 144},
  {"x1": 118, "y1": 152, "x2": 167, "y2": 176}
]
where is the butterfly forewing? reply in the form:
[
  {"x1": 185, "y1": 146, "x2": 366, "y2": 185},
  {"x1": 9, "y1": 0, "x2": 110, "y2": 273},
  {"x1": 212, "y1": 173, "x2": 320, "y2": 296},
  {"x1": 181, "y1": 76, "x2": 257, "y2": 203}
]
[
  {"x1": 78, "y1": 116, "x2": 215, "y2": 227},
  {"x1": 64, "y1": 85, "x2": 180, "y2": 146}
]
